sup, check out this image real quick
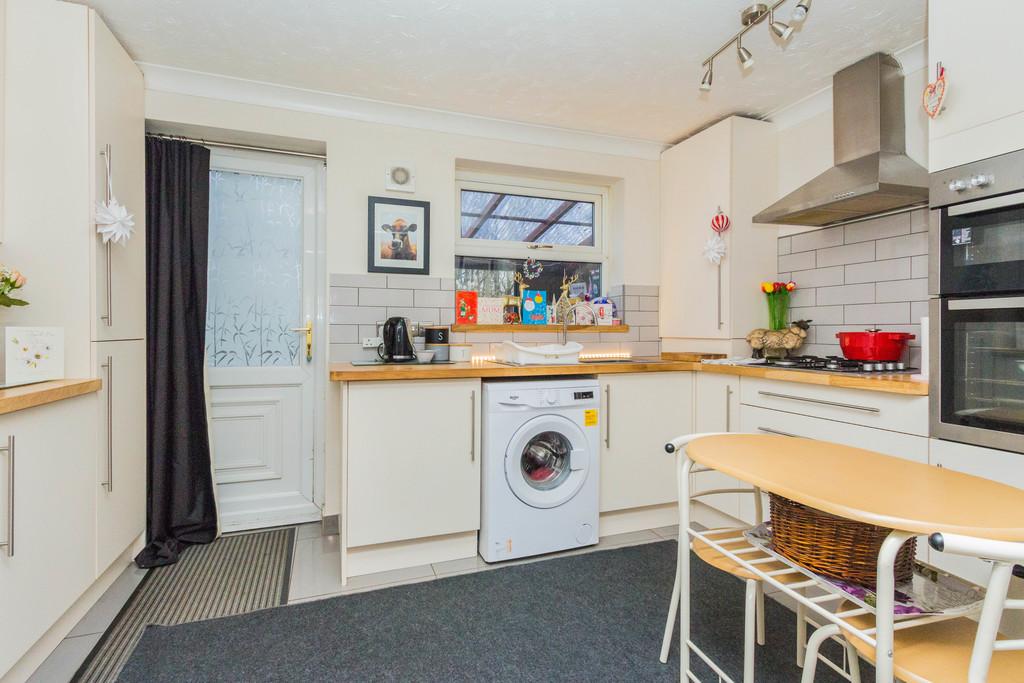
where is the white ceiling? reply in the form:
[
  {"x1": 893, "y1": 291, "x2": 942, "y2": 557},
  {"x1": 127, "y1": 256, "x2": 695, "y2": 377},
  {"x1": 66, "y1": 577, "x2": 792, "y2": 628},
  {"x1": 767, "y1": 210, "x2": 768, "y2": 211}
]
[{"x1": 77, "y1": 0, "x2": 926, "y2": 144}]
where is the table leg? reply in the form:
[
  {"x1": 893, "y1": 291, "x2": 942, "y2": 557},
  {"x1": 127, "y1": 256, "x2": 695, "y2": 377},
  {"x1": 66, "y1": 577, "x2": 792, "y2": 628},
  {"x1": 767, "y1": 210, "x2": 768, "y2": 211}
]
[
  {"x1": 678, "y1": 456, "x2": 693, "y2": 681},
  {"x1": 874, "y1": 530, "x2": 913, "y2": 682}
]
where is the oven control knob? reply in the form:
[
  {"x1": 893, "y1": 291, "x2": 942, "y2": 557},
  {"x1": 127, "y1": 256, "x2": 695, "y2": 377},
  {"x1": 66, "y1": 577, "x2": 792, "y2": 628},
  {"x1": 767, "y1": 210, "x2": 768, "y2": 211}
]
[
  {"x1": 970, "y1": 173, "x2": 993, "y2": 188},
  {"x1": 948, "y1": 178, "x2": 968, "y2": 192}
]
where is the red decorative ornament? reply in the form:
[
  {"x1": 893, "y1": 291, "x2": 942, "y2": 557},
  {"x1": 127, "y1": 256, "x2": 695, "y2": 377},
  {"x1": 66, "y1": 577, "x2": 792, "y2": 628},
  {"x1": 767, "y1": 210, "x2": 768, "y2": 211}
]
[{"x1": 710, "y1": 207, "x2": 731, "y2": 234}]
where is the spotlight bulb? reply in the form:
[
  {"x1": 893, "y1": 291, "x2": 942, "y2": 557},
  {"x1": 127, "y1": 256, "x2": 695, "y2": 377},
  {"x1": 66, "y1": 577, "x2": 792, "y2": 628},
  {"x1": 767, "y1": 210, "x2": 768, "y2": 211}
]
[
  {"x1": 737, "y1": 44, "x2": 755, "y2": 70},
  {"x1": 770, "y1": 19, "x2": 793, "y2": 40},
  {"x1": 791, "y1": 0, "x2": 810, "y2": 22},
  {"x1": 700, "y1": 67, "x2": 713, "y2": 91}
]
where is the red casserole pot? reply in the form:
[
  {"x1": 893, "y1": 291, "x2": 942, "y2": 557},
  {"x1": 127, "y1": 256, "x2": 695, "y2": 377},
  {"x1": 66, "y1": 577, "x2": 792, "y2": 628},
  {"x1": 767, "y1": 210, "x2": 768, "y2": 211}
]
[{"x1": 836, "y1": 329, "x2": 915, "y2": 361}]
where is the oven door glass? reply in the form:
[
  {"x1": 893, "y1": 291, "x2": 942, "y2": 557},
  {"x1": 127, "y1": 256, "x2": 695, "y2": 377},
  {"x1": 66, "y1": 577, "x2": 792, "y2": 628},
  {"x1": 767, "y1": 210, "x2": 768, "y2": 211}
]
[
  {"x1": 941, "y1": 297, "x2": 1024, "y2": 436},
  {"x1": 941, "y1": 200, "x2": 1024, "y2": 295}
]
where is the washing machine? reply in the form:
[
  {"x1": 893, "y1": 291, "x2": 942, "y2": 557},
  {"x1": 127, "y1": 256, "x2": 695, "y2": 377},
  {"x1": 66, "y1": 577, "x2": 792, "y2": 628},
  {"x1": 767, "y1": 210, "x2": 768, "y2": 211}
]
[{"x1": 479, "y1": 377, "x2": 600, "y2": 563}]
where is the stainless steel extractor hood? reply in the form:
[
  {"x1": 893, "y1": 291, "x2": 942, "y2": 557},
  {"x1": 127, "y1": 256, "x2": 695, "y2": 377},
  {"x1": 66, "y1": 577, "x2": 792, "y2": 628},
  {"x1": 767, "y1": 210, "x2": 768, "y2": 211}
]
[{"x1": 753, "y1": 53, "x2": 928, "y2": 227}]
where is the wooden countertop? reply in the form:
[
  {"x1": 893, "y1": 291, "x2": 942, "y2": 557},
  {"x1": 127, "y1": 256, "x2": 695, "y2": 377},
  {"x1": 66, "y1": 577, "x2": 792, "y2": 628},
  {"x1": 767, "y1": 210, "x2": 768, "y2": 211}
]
[
  {"x1": 331, "y1": 353, "x2": 928, "y2": 394},
  {"x1": 330, "y1": 358, "x2": 694, "y2": 381},
  {"x1": 0, "y1": 378, "x2": 102, "y2": 416},
  {"x1": 687, "y1": 434, "x2": 1024, "y2": 541}
]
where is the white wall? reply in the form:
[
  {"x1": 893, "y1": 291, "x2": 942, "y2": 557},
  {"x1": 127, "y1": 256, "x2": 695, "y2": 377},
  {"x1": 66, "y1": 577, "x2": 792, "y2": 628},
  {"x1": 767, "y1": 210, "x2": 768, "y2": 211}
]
[{"x1": 144, "y1": 89, "x2": 660, "y2": 515}]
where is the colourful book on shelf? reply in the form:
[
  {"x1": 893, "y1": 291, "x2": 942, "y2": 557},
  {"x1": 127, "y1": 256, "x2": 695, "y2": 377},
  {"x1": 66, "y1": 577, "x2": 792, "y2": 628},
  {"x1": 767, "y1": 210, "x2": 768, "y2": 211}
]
[
  {"x1": 521, "y1": 290, "x2": 548, "y2": 325},
  {"x1": 455, "y1": 290, "x2": 478, "y2": 325}
]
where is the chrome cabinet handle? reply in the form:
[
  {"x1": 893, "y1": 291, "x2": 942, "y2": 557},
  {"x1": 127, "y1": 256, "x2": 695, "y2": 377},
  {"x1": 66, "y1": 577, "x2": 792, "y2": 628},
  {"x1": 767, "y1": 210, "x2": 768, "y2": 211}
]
[
  {"x1": 604, "y1": 385, "x2": 611, "y2": 448},
  {"x1": 0, "y1": 436, "x2": 14, "y2": 557},
  {"x1": 758, "y1": 426, "x2": 800, "y2": 438},
  {"x1": 99, "y1": 145, "x2": 113, "y2": 327},
  {"x1": 725, "y1": 384, "x2": 733, "y2": 432},
  {"x1": 469, "y1": 390, "x2": 476, "y2": 462},
  {"x1": 756, "y1": 390, "x2": 880, "y2": 414},
  {"x1": 102, "y1": 356, "x2": 114, "y2": 492}
]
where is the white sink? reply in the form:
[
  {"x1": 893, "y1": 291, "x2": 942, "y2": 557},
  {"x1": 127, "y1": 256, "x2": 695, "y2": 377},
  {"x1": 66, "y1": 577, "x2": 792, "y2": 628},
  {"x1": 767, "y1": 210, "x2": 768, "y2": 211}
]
[{"x1": 495, "y1": 341, "x2": 582, "y2": 366}]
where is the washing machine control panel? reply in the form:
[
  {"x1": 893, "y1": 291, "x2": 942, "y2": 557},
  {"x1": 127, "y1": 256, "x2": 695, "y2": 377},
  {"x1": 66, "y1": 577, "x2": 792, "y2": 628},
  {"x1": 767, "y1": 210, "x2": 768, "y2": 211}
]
[{"x1": 494, "y1": 385, "x2": 599, "y2": 409}]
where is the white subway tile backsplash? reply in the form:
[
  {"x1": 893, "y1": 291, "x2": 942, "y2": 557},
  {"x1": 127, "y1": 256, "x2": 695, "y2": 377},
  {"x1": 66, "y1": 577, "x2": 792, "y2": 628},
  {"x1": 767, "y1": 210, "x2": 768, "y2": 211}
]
[
  {"x1": 843, "y1": 213, "x2": 910, "y2": 244},
  {"x1": 440, "y1": 278, "x2": 456, "y2": 291},
  {"x1": 789, "y1": 288, "x2": 816, "y2": 307},
  {"x1": 789, "y1": 305, "x2": 844, "y2": 325},
  {"x1": 875, "y1": 232, "x2": 929, "y2": 260},
  {"x1": 620, "y1": 341, "x2": 661, "y2": 358},
  {"x1": 638, "y1": 296, "x2": 659, "y2": 311},
  {"x1": 778, "y1": 251, "x2": 816, "y2": 272},
  {"x1": 414, "y1": 289, "x2": 453, "y2": 308},
  {"x1": 330, "y1": 305, "x2": 387, "y2": 325},
  {"x1": 330, "y1": 324, "x2": 358, "y2": 344},
  {"x1": 790, "y1": 266, "x2": 845, "y2": 288},
  {"x1": 330, "y1": 273, "x2": 387, "y2": 288},
  {"x1": 330, "y1": 343, "x2": 373, "y2": 362},
  {"x1": 911, "y1": 254, "x2": 929, "y2": 279},
  {"x1": 329, "y1": 287, "x2": 358, "y2": 306},
  {"x1": 624, "y1": 284, "x2": 659, "y2": 297},
  {"x1": 845, "y1": 258, "x2": 911, "y2": 283},
  {"x1": 911, "y1": 300, "x2": 929, "y2": 323},
  {"x1": 791, "y1": 226, "x2": 843, "y2": 252},
  {"x1": 638, "y1": 326, "x2": 661, "y2": 342},
  {"x1": 910, "y1": 209, "x2": 929, "y2": 233},
  {"x1": 360, "y1": 288, "x2": 414, "y2": 307},
  {"x1": 388, "y1": 274, "x2": 439, "y2": 290},
  {"x1": 875, "y1": 278, "x2": 928, "y2": 303},
  {"x1": 815, "y1": 283, "x2": 875, "y2": 306},
  {"x1": 815, "y1": 241, "x2": 875, "y2": 268},
  {"x1": 622, "y1": 296, "x2": 640, "y2": 310},
  {"x1": 843, "y1": 302, "x2": 911, "y2": 325},
  {"x1": 386, "y1": 307, "x2": 440, "y2": 324},
  {"x1": 440, "y1": 308, "x2": 455, "y2": 325},
  {"x1": 623, "y1": 311, "x2": 659, "y2": 326},
  {"x1": 778, "y1": 237, "x2": 792, "y2": 255}
]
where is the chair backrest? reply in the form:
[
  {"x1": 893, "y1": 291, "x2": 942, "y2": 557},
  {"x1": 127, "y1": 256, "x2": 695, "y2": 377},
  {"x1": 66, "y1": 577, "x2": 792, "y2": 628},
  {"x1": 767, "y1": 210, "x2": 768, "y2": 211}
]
[
  {"x1": 929, "y1": 532, "x2": 1024, "y2": 683},
  {"x1": 666, "y1": 432, "x2": 765, "y2": 525}
]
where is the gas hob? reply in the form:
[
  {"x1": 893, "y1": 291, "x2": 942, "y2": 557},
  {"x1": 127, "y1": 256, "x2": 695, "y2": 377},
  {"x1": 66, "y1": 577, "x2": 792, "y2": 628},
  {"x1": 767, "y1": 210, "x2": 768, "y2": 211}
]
[{"x1": 764, "y1": 356, "x2": 915, "y2": 373}]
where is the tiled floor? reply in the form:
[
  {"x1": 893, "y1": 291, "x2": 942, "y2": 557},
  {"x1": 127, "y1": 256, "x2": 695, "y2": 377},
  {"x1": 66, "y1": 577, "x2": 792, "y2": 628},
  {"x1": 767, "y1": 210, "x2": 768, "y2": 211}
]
[{"x1": 31, "y1": 521, "x2": 804, "y2": 681}]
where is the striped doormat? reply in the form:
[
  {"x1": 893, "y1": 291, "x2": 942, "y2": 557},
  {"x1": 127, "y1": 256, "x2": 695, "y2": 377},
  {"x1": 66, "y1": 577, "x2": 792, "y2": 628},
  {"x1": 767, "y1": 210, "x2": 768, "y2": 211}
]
[{"x1": 73, "y1": 527, "x2": 295, "y2": 683}]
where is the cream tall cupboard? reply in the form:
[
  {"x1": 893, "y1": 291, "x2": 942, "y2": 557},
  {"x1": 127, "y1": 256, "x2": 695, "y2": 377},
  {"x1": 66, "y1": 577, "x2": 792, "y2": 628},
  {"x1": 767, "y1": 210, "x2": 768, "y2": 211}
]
[
  {"x1": 659, "y1": 116, "x2": 779, "y2": 356},
  {"x1": 598, "y1": 372, "x2": 693, "y2": 512},
  {"x1": 928, "y1": 1, "x2": 1024, "y2": 170},
  {"x1": 2, "y1": 1, "x2": 146, "y2": 677}
]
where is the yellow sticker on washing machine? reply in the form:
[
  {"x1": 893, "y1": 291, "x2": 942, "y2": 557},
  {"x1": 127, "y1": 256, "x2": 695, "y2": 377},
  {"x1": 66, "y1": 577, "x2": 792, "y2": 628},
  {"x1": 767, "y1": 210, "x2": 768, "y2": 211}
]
[{"x1": 584, "y1": 409, "x2": 598, "y2": 426}]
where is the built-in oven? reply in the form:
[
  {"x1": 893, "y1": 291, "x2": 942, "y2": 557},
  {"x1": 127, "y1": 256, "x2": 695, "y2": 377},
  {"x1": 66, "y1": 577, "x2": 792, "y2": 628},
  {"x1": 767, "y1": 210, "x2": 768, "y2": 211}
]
[{"x1": 930, "y1": 148, "x2": 1024, "y2": 453}]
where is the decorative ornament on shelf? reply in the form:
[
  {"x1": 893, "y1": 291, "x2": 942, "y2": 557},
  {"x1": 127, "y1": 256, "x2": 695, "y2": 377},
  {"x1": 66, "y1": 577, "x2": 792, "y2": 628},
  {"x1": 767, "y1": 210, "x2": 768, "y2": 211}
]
[
  {"x1": 95, "y1": 147, "x2": 135, "y2": 245},
  {"x1": 555, "y1": 270, "x2": 579, "y2": 323},
  {"x1": 922, "y1": 61, "x2": 947, "y2": 119},
  {"x1": 0, "y1": 265, "x2": 29, "y2": 308}
]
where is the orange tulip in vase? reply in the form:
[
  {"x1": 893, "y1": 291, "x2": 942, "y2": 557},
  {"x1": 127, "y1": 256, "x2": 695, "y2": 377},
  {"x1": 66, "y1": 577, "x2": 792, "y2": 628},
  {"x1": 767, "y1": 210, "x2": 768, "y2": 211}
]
[{"x1": 761, "y1": 280, "x2": 795, "y2": 330}]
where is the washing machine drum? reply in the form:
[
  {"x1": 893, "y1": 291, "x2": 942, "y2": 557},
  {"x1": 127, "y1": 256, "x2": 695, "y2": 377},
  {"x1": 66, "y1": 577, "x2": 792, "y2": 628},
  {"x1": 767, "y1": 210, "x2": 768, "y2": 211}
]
[{"x1": 505, "y1": 415, "x2": 590, "y2": 509}]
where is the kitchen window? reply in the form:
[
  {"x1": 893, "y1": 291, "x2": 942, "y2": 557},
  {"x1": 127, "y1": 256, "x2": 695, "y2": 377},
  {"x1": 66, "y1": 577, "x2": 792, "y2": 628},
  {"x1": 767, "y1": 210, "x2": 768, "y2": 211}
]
[{"x1": 455, "y1": 173, "x2": 607, "y2": 299}]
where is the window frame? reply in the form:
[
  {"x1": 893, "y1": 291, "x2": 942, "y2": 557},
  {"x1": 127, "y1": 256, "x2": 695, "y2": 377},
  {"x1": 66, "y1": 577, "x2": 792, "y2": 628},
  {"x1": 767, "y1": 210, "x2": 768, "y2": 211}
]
[{"x1": 454, "y1": 172, "x2": 608, "y2": 264}]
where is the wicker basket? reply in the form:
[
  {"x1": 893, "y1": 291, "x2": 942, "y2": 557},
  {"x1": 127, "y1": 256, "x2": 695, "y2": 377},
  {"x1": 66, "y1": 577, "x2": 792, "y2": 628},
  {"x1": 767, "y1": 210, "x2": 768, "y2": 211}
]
[{"x1": 769, "y1": 494, "x2": 917, "y2": 586}]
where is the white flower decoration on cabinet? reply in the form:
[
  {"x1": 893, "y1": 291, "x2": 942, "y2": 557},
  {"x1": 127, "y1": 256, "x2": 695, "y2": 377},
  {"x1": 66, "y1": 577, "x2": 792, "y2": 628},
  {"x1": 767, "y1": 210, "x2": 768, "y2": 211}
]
[
  {"x1": 703, "y1": 233, "x2": 727, "y2": 265},
  {"x1": 95, "y1": 145, "x2": 135, "y2": 245}
]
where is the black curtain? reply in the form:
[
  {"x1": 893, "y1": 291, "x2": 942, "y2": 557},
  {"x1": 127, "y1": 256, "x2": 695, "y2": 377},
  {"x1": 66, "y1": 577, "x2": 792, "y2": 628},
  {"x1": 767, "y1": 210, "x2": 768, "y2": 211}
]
[{"x1": 135, "y1": 138, "x2": 218, "y2": 568}]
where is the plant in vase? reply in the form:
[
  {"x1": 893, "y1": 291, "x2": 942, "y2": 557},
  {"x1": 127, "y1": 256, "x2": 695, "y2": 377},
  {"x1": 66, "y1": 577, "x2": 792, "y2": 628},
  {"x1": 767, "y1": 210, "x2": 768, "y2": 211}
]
[
  {"x1": 0, "y1": 266, "x2": 28, "y2": 307},
  {"x1": 761, "y1": 280, "x2": 795, "y2": 330}
]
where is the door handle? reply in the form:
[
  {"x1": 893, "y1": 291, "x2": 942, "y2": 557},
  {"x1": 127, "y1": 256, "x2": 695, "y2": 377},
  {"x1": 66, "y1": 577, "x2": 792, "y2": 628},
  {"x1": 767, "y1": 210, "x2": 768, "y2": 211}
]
[
  {"x1": 290, "y1": 318, "x2": 313, "y2": 362},
  {"x1": 102, "y1": 356, "x2": 113, "y2": 492},
  {"x1": 0, "y1": 436, "x2": 14, "y2": 557}
]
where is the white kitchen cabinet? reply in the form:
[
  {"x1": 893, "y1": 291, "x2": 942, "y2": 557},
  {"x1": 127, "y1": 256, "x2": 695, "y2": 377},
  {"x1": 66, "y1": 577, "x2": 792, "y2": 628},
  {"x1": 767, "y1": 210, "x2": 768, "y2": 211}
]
[
  {"x1": 346, "y1": 379, "x2": 481, "y2": 547},
  {"x1": 94, "y1": 340, "x2": 146, "y2": 573},
  {"x1": 660, "y1": 116, "x2": 779, "y2": 354},
  {"x1": 692, "y1": 372, "x2": 743, "y2": 519},
  {"x1": 0, "y1": 396, "x2": 97, "y2": 677},
  {"x1": 929, "y1": 438, "x2": 1024, "y2": 585},
  {"x1": 90, "y1": 12, "x2": 146, "y2": 342},
  {"x1": 929, "y1": 1, "x2": 1024, "y2": 170},
  {"x1": 598, "y1": 372, "x2": 693, "y2": 512}
]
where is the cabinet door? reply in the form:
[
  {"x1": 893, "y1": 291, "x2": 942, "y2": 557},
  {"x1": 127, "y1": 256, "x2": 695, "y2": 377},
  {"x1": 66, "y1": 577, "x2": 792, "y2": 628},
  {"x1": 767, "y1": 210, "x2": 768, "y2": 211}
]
[
  {"x1": 659, "y1": 120, "x2": 732, "y2": 340},
  {"x1": 95, "y1": 339, "x2": 146, "y2": 573},
  {"x1": 599, "y1": 372, "x2": 693, "y2": 512},
  {"x1": 91, "y1": 12, "x2": 146, "y2": 342},
  {"x1": 0, "y1": 397, "x2": 97, "y2": 677},
  {"x1": 692, "y1": 373, "x2": 743, "y2": 520},
  {"x1": 346, "y1": 379, "x2": 481, "y2": 547}
]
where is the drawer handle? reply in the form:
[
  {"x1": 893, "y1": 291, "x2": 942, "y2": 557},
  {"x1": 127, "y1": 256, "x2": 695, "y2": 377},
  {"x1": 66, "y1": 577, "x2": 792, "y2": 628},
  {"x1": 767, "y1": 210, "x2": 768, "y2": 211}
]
[
  {"x1": 758, "y1": 426, "x2": 801, "y2": 438},
  {"x1": 756, "y1": 390, "x2": 880, "y2": 414},
  {"x1": 0, "y1": 436, "x2": 14, "y2": 557}
]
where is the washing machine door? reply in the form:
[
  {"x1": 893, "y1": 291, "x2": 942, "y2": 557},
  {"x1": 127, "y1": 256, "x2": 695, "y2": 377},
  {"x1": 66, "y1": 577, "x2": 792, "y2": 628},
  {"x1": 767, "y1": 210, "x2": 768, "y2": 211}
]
[{"x1": 505, "y1": 414, "x2": 590, "y2": 509}]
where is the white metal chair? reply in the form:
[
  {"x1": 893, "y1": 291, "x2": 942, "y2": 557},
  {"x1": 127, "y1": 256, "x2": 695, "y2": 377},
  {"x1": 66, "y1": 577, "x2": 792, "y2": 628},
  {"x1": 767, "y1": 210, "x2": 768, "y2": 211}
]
[
  {"x1": 660, "y1": 433, "x2": 811, "y2": 681},
  {"x1": 801, "y1": 532, "x2": 1024, "y2": 683}
]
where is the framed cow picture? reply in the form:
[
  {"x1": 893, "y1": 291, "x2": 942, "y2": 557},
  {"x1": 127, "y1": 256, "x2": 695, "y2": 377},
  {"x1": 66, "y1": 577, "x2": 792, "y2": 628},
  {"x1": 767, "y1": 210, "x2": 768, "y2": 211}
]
[{"x1": 367, "y1": 196, "x2": 430, "y2": 275}]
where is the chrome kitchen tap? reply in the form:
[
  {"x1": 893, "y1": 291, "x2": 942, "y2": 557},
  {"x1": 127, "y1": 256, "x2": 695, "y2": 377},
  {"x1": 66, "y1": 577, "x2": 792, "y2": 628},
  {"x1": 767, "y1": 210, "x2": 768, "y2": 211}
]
[{"x1": 562, "y1": 301, "x2": 597, "y2": 345}]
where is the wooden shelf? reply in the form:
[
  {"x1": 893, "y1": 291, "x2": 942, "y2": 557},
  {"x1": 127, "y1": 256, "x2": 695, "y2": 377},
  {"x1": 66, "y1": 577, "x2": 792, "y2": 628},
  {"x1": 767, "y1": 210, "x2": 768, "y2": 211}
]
[{"x1": 451, "y1": 324, "x2": 629, "y2": 334}]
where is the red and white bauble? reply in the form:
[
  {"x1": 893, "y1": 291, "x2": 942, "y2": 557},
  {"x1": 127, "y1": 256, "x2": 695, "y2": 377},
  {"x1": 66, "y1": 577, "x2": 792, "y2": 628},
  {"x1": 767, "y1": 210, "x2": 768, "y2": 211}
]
[{"x1": 710, "y1": 207, "x2": 731, "y2": 234}]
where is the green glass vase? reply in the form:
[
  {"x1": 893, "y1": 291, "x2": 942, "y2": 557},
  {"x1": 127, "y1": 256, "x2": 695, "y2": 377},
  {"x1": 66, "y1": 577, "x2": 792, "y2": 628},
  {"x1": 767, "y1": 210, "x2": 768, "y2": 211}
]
[{"x1": 767, "y1": 292, "x2": 790, "y2": 330}]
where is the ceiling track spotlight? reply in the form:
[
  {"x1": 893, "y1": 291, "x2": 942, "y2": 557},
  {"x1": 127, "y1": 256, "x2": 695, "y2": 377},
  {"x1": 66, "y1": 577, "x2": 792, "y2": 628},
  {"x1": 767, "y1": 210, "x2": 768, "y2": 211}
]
[{"x1": 699, "y1": 0, "x2": 808, "y2": 91}]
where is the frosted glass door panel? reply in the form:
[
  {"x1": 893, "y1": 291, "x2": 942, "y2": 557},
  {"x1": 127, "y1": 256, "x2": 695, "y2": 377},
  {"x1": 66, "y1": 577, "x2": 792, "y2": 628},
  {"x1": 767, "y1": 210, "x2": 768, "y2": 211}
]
[{"x1": 206, "y1": 170, "x2": 303, "y2": 367}]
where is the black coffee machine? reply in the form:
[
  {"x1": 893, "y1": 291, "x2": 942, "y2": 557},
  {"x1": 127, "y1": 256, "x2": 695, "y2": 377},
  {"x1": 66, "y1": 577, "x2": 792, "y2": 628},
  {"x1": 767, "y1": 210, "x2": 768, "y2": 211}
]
[{"x1": 377, "y1": 317, "x2": 417, "y2": 362}]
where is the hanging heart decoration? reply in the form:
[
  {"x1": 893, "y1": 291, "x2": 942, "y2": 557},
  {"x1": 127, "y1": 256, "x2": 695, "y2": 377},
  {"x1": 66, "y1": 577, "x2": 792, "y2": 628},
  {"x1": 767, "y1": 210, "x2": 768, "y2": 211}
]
[
  {"x1": 922, "y1": 62, "x2": 947, "y2": 120},
  {"x1": 710, "y1": 206, "x2": 731, "y2": 234}
]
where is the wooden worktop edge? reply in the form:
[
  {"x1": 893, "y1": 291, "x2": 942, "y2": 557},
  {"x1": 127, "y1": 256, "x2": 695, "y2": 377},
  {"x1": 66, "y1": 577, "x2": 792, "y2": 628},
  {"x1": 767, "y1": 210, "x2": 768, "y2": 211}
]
[{"x1": 0, "y1": 378, "x2": 103, "y2": 416}]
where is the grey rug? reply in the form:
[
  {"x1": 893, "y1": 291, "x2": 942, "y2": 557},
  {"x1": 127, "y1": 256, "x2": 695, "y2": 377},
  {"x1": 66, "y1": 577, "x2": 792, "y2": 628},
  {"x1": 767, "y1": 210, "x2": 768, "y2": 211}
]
[
  {"x1": 75, "y1": 527, "x2": 295, "y2": 683},
  {"x1": 119, "y1": 540, "x2": 856, "y2": 682}
]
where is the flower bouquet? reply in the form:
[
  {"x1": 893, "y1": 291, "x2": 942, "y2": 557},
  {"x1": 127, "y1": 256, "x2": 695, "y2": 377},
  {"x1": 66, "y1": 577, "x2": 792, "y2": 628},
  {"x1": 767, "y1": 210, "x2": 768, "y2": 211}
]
[
  {"x1": 0, "y1": 266, "x2": 28, "y2": 308},
  {"x1": 760, "y1": 280, "x2": 795, "y2": 330}
]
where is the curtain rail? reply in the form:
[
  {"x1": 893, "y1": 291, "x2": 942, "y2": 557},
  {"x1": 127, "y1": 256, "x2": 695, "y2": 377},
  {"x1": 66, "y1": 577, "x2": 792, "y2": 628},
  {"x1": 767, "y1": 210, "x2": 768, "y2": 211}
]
[{"x1": 145, "y1": 133, "x2": 327, "y2": 161}]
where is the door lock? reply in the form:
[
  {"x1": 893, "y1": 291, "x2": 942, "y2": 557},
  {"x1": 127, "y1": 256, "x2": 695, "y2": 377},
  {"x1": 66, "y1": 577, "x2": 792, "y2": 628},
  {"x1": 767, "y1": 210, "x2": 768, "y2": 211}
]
[{"x1": 291, "y1": 318, "x2": 313, "y2": 362}]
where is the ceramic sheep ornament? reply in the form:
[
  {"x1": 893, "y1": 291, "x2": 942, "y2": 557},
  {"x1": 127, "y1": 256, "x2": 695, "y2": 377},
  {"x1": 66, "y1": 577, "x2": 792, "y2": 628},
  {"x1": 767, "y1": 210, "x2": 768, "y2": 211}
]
[{"x1": 746, "y1": 320, "x2": 812, "y2": 358}]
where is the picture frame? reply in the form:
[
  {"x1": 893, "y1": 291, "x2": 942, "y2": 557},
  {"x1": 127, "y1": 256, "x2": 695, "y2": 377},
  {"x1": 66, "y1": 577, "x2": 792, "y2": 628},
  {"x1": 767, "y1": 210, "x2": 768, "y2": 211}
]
[{"x1": 367, "y1": 196, "x2": 430, "y2": 275}]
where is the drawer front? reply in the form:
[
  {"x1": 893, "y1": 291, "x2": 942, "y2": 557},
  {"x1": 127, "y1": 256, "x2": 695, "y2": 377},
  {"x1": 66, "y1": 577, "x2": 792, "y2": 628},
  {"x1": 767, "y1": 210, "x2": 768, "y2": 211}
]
[
  {"x1": 740, "y1": 405, "x2": 929, "y2": 463},
  {"x1": 740, "y1": 377, "x2": 928, "y2": 436}
]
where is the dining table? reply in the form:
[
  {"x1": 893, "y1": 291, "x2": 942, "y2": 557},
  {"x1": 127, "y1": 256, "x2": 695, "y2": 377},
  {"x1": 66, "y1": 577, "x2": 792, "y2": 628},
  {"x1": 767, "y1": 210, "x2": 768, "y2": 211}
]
[{"x1": 665, "y1": 433, "x2": 1024, "y2": 683}]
